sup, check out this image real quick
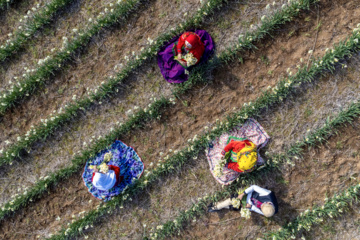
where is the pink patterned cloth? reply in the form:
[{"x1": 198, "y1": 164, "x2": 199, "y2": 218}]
[{"x1": 206, "y1": 118, "x2": 270, "y2": 185}]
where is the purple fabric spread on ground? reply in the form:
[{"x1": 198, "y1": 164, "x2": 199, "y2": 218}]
[{"x1": 157, "y1": 30, "x2": 215, "y2": 83}]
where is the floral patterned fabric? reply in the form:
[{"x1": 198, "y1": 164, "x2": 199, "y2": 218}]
[
  {"x1": 82, "y1": 140, "x2": 144, "y2": 201},
  {"x1": 206, "y1": 118, "x2": 270, "y2": 185}
]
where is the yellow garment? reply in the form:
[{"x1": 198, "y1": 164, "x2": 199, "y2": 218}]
[{"x1": 236, "y1": 142, "x2": 257, "y2": 171}]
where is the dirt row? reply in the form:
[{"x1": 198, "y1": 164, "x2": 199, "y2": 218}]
[
  {"x1": 0, "y1": 0, "x2": 275, "y2": 148},
  {"x1": 79, "y1": 0, "x2": 360, "y2": 238},
  {"x1": 306, "y1": 204, "x2": 360, "y2": 240},
  {"x1": 261, "y1": 53, "x2": 360, "y2": 154},
  {"x1": 2, "y1": 0, "x2": 205, "y2": 142},
  {"x1": 0, "y1": 0, "x2": 274, "y2": 203},
  {"x1": 0, "y1": 152, "x2": 224, "y2": 239},
  {"x1": 0, "y1": 0, "x2": 50, "y2": 43},
  {"x1": 0, "y1": 0, "x2": 137, "y2": 87},
  {"x1": 173, "y1": 118, "x2": 360, "y2": 240},
  {"x1": 1, "y1": 0, "x2": 360, "y2": 239},
  {"x1": 0, "y1": 0, "x2": 274, "y2": 237}
]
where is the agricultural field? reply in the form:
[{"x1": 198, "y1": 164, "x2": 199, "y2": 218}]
[{"x1": 0, "y1": 0, "x2": 360, "y2": 239}]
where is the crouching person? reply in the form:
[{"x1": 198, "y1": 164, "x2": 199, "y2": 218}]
[{"x1": 208, "y1": 185, "x2": 278, "y2": 218}]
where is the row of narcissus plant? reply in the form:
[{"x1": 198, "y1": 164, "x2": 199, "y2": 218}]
[
  {"x1": 0, "y1": 0, "x2": 317, "y2": 223},
  {"x1": 0, "y1": 0, "x2": 147, "y2": 114},
  {"x1": 1, "y1": 11, "x2": 356, "y2": 238},
  {"x1": 147, "y1": 98, "x2": 360, "y2": 239},
  {"x1": 46, "y1": 29, "x2": 360, "y2": 240},
  {"x1": 0, "y1": 0, "x2": 315, "y2": 167},
  {"x1": 0, "y1": 0, "x2": 228, "y2": 115},
  {"x1": 0, "y1": 0, "x2": 228, "y2": 165},
  {"x1": 0, "y1": 0, "x2": 74, "y2": 61},
  {"x1": 172, "y1": 0, "x2": 319, "y2": 95},
  {"x1": 264, "y1": 182, "x2": 360, "y2": 240},
  {"x1": 0, "y1": 0, "x2": 335, "y2": 230},
  {"x1": 0, "y1": 97, "x2": 172, "y2": 220},
  {"x1": 0, "y1": 0, "x2": 232, "y2": 221},
  {"x1": 0, "y1": 0, "x2": 349, "y2": 230}
]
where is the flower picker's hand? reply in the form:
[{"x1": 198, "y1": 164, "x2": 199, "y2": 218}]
[
  {"x1": 246, "y1": 203, "x2": 252, "y2": 208},
  {"x1": 238, "y1": 192, "x2": 245, "y2": 200},
  {"x1": 177, "y1": 53, "x2": 182, "y2": 60}
]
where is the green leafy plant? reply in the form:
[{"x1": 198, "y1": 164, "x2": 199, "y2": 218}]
[
  {"x1": 0, "y1": 0, "x2": 76, "y2": 61},
  {"x1": 0, "y1": 0, "x2": 228, "y2": 166},
  {"x1": 264, "y1": 183, "x2": 360, "y2": 240},
  {"x1": 46, "y1": 18, "x2": 360, "y2": 240},
  {"x1": 0, "y1": 0, "x2": 318, "y2": 168},
  {"x1": 0, "y1": 0, "x2": 327, "y2": 229},
  {"x1": 146, "y1": 98, "x2": 360, "y2": 239},
  {"x1": 0, "y1": 0, "x2": 230, "y2": 219},
  {"x1": 0, "y1": 0, "x2": 147, "y2": 115}
]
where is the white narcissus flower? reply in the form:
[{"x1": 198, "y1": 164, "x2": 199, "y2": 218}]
[{"x1": 147, "y1": 37, "x2": 153, "y2": 45}]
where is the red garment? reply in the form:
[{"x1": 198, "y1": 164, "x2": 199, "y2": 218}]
[
  {"x1": 223, "y1": 140, "x2": 252, "y2": 153},
  {"x1": 227, "y1": 162, "x2": 244, "y2": 173},
  {"x1": 176, "y1": 32, "x2": 205, "y2": 64},
  {"x1": 251, "y1": 197, "x2": 263, "y2": 209},
  {"x1": 91, "y1": 165, "x2": 123, "y2": 187}
]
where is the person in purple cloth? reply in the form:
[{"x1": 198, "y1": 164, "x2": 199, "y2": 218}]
[{"x1": 157, "y1": 30, "x2": 214, "y2": 83}]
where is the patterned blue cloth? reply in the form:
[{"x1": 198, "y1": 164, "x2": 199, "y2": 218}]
[{"x1": 82, "y1": 140, "x2": 144, "y2": 201}]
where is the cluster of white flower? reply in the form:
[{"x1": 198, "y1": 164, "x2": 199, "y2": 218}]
[
  {"x1": 94, "y1": 0, "x2": 124, "y2": 20},
  {"x1": 1, "y1": 0, "x2": 146, "y2": 109},
  {"x1": 103, "y1": 152, "x2": 113, "y2": 162},
  {"x1": 0, "y1": 185, "x2": 30, "y2": 212},
  {"x1": 240, "y1": 207, "x2": 251, "y2": 219},
  {"x1": 231, "y1": 198, "x2": 241, "y2": 208},
  {"x1": 0, "y1": 3, "x2": 42, "y2": 50},
  {"x1": 182, "y1": 53, "x2": 197, "y2": 67},
  {"x1": 213, "y1": 157, "x2": 226, "y2": 177}
]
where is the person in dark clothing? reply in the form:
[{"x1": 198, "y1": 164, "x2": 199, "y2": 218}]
[
  {"x1": 208, "y1": 185, "x2": 278, "y2": 217},
  {"x1": 238, "y1": 185, "x2": 278, "y2": 217}
]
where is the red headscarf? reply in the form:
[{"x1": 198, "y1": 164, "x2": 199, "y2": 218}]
[{"x1": 176, "y1": 32, "x2": 205, "y2": 64}]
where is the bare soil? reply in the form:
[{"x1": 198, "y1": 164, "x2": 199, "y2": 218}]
[
  {"x1": 0, "y1": 0, "x2": 137, "y2": 87},
  {"x1": 260, "y1": 53, "x2": 360, "y2": 154},
  {"x1": 0, "y1": 0, "x2": 271, "y2": 203},
  {"x1": 0, "y1": 0, "x2": 202, "y2": 150},
  {"x1": 1, "y1": 0, "x2": 360, "y2": 239},
  {"x1": 0, "y1": 0, "x2": 50, "y2": 43},
  {"x1": 119, "y1": 0, "x2": 360, "y2": 178},
  {"x1": 0, "y1": 152, "x2": 223, "y2": 239},
  {"x1": 171, "y1": 113, "x2": 360, "y2": 240},
  {"x1": 306, "y1": 203, "x2": 360, "y2": 240}
]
